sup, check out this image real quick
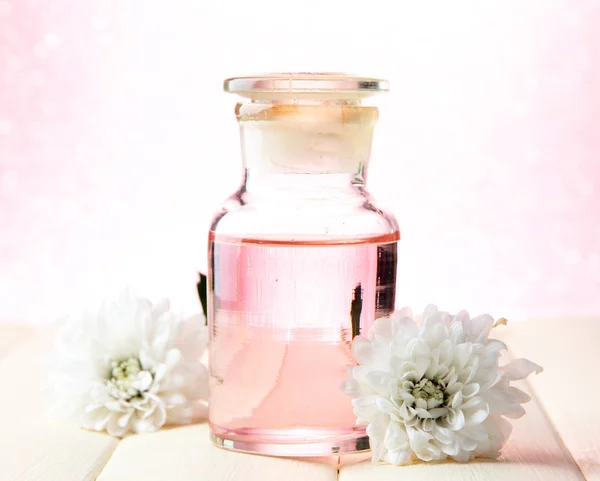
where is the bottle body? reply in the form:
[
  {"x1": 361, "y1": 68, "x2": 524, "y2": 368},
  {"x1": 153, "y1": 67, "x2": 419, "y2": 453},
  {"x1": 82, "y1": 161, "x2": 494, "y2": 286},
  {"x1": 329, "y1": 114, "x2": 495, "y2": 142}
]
[
  {"x1": 208, "y1": 83, "x2": 398, "y2": 456},
  {"x1": 208, "y1": 230, "x2": 398, "y2": 457}
]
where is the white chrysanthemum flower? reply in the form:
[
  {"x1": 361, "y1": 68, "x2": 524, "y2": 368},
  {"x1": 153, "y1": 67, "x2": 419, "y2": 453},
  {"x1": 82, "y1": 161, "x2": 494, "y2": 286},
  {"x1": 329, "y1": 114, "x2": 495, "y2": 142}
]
[
  {"x1": 46, "y1": 289, "x2": 209, "y2": 437},
  {"x1": 345, "y1": 305, "x2": 542, "y2": 465}
]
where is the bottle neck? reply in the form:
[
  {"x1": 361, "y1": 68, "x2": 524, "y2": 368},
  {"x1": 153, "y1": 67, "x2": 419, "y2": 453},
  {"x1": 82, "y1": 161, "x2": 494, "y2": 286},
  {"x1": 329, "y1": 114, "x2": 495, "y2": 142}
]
[{"x1": 236, "y1": 102, "x2": 378, "y2": 195}]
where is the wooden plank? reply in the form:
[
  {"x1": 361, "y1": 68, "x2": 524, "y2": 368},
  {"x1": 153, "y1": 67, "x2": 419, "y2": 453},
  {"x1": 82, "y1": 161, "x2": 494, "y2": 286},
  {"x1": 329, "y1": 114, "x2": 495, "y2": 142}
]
[
  {"x1": 98, "y1": 423, "x2": 337, "y2": 481},
  {"x1": 0, "y1": 334, "x2": 119, "y2": 481},
  {"x1": 0, "y1": 323, "x2": 34, "y2": 359},
  {"x1": 340, "y1": 372, "x2": 585, "y2": 480},
  {"x1": 1, "y1": 427, "x2": 117, "y2": 481},
  {"x1": 501, "y1": 318, "x2": 600, "y2": 481}
]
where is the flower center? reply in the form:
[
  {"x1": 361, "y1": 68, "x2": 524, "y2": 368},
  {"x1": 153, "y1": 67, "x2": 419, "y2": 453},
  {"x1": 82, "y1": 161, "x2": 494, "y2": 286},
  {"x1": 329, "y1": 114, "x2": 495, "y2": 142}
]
[
  {"x1": 412, "y1": 378, "x2": 444, "y2": 409},
  {"x1": 107, "y1": 357, "x2": 147, "y2": 401}
]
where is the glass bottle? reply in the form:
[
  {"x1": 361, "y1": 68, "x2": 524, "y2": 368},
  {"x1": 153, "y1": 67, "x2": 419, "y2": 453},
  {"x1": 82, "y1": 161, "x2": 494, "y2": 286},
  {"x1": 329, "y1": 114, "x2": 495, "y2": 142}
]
[{"x1": 208, "y1": 73, "x2": 399, "y2": 457}]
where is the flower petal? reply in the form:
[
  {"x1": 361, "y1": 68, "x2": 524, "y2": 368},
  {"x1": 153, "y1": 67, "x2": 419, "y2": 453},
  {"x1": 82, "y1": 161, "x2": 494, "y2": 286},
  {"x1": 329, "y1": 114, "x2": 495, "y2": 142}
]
[
  {"x1": 352, "y1": 336, "x2": 375, "y2": 365},
  {"x1": 478, "y1": 371, "x2": 502, "y2": 392},
  {"x1": 393, "y1": 361, "x2": 419, "y2": 383},
  {"x1": 506, "y1": 386, "x2": 531, "y2": 404},
  {"x1": 366, "y1": 371, "x2": 393, "y2": 397},
  {"x1": 399, "y1": 403, "x2": 417, "y2": 422},
  {"x1": 151, "y1": 314, "x2": 174, "y2": 360},
  {"x1": 165, "y1": 348, "x2": 183, "y2": 368},
  {"x1": 501, "y1": 358, "x2": 543, "y2": 381},
  {"x1": 485, "y1": 339, "x2": 507, "y2": 353},
  {"x1": 484, "y1": 391, "x2": 526, "y2": 419},
  {"x1": 396, "y1": 306, "x2": 414, "y2": 318},
  {"x1": 107, "y1": 413, "x2": 129, "y2": 437},
  {"x1": 415, "y1": 356, "x2": 430, "y2": 380},
  {"x1": 384, "y1": 420, "x2": 409, "y2": 451},
  {"x1": 454, "y1": 343, "x2": 473, "y2": 372},
  {"x1": 438, "y1": 339, "x2": 453, "y2": 366},
  {"x1": 376, "y1": 397, "x2": 398, "y2": 414},
  {"x1": 422, "y1": 418, "x2": 434, "y2": 432},
  {"x1": 453, "y1": 309, "x2": 470, "y2": 325},
  {"x1": 460, "y1": 425, "x2": 488, "y2": 441},
  {"x1": 451, "y1": 391, "x2": 463, "y2": 409},
  {"x1": 352, "y1": 395, "x2": 379, "y2": 422},
  {"x1": 408, "y1": 428, "x2": 443, "y2": 462},
  {"x1": 474, "y1": 416, "x2": 512, "y2": 458},
  {"x1": 452, "y1": 449, "x2": 473, "y2": 462},
  {"x1": 391, "y1": 320, "x2": 420, "y2": 356},
  {"x1": 446, "y1": 381, "x2": 463, "y2": 396},
  {"x1": 450, "y1": 321, "x2": 466, "y2": 345},
  {"x1": 439, "y1": 440, "x2": 460, "y2": 456},
  {"x1": 420, "y1": 304, "x2": 443, "y2": 331},
  {"x1": 415, "y1": 408, "x2": 432, "y2": 418},
  {"x1": 82, "y1": 407, "x2": 112, "y2": 432},
  {"x1": 464, "y1": 399, "x2": 490, "y2": 426},
  {"x1": 352, "y1": 365, "x2": 374, "y2": 387},
  {"x1": 433, "y1": 423, "x2": 454, "y2": 444},
  {"x1": 429, "y1": 407, "x2": 448, "y2": 419},
  {"x1": 174, "y1": 314, "x2": 207, "y2": 360},
  {"x1": 117, "y1": 410, "x2": 134, "y2": 428},
  {"x1": 371, "y1": 316, "x2": 394, "y2": 340},
  {"x1": 138, "y1": 348, "x2": 155, "y2": 371},
  {"x1": 132, "y1": 371, "x2": 153, "y2": 392},
  {"x1": 367, "y1": 413, "x2": 389, "y2": 463},
  {"x1": 446, "y1": 408, "x2": 466, "y2": 431},
  {"x1": 463, "y1": 314, "x2": 494, "y2": 343},
  {"x1": 383, "y1": 448, "x2": 412, "y2": 466},
  {"x1": 462, "y1": 383, "x2": 480, "y2": 399}
]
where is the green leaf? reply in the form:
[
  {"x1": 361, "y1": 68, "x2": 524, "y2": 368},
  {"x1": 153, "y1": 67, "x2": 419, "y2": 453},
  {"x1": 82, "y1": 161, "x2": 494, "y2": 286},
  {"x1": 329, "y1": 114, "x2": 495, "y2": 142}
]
[{"x1": 197, "y1": 272, "x2": 207, "y2": 323}]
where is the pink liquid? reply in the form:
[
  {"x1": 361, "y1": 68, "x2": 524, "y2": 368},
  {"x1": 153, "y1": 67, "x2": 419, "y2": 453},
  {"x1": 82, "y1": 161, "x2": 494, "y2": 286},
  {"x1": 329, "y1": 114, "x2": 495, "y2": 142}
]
[{"x1": 208, "y1": 233, "x2": 398, "y2": 456}]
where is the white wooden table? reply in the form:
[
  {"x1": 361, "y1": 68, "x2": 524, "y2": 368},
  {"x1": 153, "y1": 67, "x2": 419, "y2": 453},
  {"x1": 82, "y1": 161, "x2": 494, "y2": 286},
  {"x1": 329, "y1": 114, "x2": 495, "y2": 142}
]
[{"x1": 1, "y1": 318, "x2": 598, "y2": 481}]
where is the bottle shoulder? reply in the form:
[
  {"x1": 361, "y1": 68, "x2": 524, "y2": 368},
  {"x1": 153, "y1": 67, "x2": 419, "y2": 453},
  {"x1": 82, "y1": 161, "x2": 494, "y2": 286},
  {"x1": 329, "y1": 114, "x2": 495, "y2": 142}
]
[{"x1": 210, "y1": 190, "x2": 399, "y2": 241}]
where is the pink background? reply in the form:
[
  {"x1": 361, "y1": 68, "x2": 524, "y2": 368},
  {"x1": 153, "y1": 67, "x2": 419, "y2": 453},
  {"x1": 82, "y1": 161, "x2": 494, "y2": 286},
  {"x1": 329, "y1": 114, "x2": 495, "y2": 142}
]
[{"x1": 1, "y1": 1, "x2": 599, "y2": 324}]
